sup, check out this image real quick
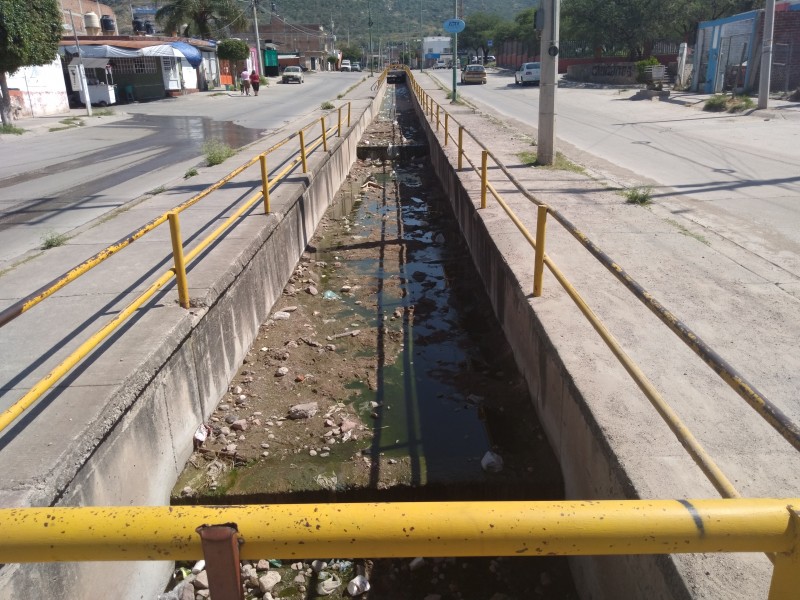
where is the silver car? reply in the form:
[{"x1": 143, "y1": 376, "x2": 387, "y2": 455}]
[{"x1": 515, "y1": 62, "x2": 541, "y2": 85}]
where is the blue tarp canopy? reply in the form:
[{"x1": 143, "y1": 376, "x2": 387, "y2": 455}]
[{"x1": 170, "y1": 42, "x2": 203, "y2": 67}]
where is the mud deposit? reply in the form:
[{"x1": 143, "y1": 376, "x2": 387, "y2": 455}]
[{"x1": 169, "y1": 84, "x2": 577, "y2": 599}]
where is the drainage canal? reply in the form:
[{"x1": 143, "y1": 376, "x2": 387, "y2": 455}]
[{"x1": 169, "y1": 82, "x2": 577, "y2": 599}]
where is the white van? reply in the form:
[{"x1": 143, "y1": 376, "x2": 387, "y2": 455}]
[{"x1": 340, "y1": 60, "x2": 351, "y2": 72}]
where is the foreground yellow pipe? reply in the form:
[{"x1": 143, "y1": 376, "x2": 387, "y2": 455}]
[{"x1": 0, "y1": 500, "x2": 795, "y2": 563}]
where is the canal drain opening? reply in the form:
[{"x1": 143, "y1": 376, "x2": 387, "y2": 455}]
[{"x1": 168, "y1": 81, "x2": 577, "y2": 599}]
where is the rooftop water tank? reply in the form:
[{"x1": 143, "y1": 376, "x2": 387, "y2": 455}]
[
  {"x1": 84, "y1": 12, "x2": 101, "y2": 31},
  {"x1": 100, "y1": 14, "x2": 115, "y2": 32}
]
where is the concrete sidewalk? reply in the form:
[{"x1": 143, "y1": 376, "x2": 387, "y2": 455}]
[{"x1": 412, "y1": 70, "x2": 799, "y2": 599}]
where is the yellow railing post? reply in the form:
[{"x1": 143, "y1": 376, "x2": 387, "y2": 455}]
[
  {"x1": 167, "y1": 211, "x2": 190, "y2": 309},
  {"x1": 299, "y1": 130, "x2": 308, "y2": 173},
  {"x1": 436, "y1": 105, "x2": 440, "y2": 131},
  {"x1": 337, "y1": 106, "x2": 342, "y2": 137},
  {"x1": 259, "y1": 154, "x2": 271, "y2": 214},
  {"x1": 347, "y1": 102, "x2": 351, "y2": 127},
  {"x1": 458, "y1": 126, "x2": 464, "y2": 170},
  {"x1": 481, "y1": 150, "x2": 488, "y2": 209},
  {"x1": 768, "y1": 506, "x2": 800, "y2": 600},
  {"x1": 444, "y1": 113, "x2": 449, "y2": 145},
  {"x1": 321, "y1": 116, "x2": 328, "y2": 152},
  {"x1": 533, "y1": 205, "x2": 548, "y2": 297}
]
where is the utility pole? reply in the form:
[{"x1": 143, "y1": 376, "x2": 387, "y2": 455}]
[
  {"x1": 368, "y1": 0, "x2": 373, "y2": 76},
  {"x1": 419, "y1": 0, "x2": 423, "y2": 71},
  {"x1": 251, "y1": 0, "x2": 264, "y2": 74},
  {"x1": 537, "y1": 0, "x2": 560, "y2": 165},
  {"x1": 451, "y1": 0, "x2": 458, "y2": 102},
  {"x1": 758, "y1": 0, "x2": 776, "y2": 109},
  {"x1": 68, "y1": 10, "x2": 92, "y2": 117}
]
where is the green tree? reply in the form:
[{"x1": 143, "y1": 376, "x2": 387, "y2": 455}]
[
  {"x1": 338, "y1": 44, "x2": 362, "y2": 63},
  {"x1": 155, "y1": 0, "x2": 248, "y2": 39},
  {"x1": 562, "y1": 0, "x2": 764, "y2": 59},
  {"x1": 217, "y1": 37, "x2": 250, "y2": 76},
  {"x1": 0, "y1": 0, "x2": 62, "y2": 126},
  {"x1": 461, "y1": 12, "x2": 504, "y2": 62},
  {"x1": 562, "y1": 0, "x2": 671, "y2": 59},
  {"x1": 664, "y1": 0, "x2": 764, "y2": 40}
]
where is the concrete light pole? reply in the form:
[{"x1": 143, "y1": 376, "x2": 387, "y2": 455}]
[
  {"x1": 251, "y1": 0, "x2": 264, "y2": 74},
  {"x1": 451, "y1": 0, "x2": 458, "y2": 103},
  {"x1": 758, "y1": 0, "x2": 776, "y2": 109},
  {"x1": 420, "y1": 0, "x2": 424, "y2": 71},
  {"x1": 368, "y1": 0, "x2": 374, "y2": 76},
  {"x1": 537, "y1": 0, "x2": 560, "y2": 165}
]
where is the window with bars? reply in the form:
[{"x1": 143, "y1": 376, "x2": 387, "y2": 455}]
[{"x1": 111, "y1": 57, "x2": 158, "y2": 74}]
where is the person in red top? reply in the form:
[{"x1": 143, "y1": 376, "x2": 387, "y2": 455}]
[{"x1": 249, "y1": 70, "x2": 261, "y2": 96}]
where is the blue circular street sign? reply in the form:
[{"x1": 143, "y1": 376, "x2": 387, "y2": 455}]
[{"x1": 443, "y1": 19, "x2": 465, "y2": 33}]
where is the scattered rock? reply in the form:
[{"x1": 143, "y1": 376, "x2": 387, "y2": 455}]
[
  {"x1": 258, "y1": 571, "x2": 282, "y2": 593},
  {"x1": 273, "y1": 311, "x2": 291, "y2": 320},
  {"x1": 192, "y1": 570, "x2": 209, "y2": 590},
  {"x1": 289, "y1": 402, "x2": 318, "y2": 419},
  {"x1": 306, "y1": 285, "x2": 319, "y2": 296},
  {"x1": 231, "y1": 419, "x2": 248, "y2": 432},
  {"x1": 275, "y1": 366, "x2": 289, "y2": 377},
  {"x1": 256, "y1": 559, "x2": 270, "y2": 571}
]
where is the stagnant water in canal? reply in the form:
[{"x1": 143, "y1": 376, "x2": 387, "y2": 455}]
[{"x1": 169, "y1": 83, "x2": 577, "y2": 599}]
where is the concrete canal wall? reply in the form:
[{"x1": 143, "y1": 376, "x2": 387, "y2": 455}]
[
  {"x1": 413, "y1": 99, "x2": 693, "y2": 599},
  {"x1": 0, "y1": 85, "x2": 387, "y2": 600}
]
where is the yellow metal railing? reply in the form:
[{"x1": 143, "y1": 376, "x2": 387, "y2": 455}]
[
  {"x1": 406, "y1": 71, "x2": 800, "y2": 491},
  {"x1": 0, "y1": 500, "x2": 797, "y2": 598},
  {"x1": 0, "y1": 101, "x2": 357, "y2": 434}
]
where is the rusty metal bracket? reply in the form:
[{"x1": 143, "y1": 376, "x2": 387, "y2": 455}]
[{"x1": 196, "y1": 523, "x2": 244, "y2": 600}]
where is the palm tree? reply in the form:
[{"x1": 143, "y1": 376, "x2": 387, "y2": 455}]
[{"x1": 156, "y1": 0, "x2": 248, "y2": 39}]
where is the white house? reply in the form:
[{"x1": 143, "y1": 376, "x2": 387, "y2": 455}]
[
  {"x1": 4, "y1": 57, "x2": 70, "y2": 119},
  {"x1": 422, "y1": 36, "x2": 452, "y2": 68}
]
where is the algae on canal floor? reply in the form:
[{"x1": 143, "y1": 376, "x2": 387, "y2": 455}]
[{"x1": 169, "y1": 82, "x2": 576, "y2": 600}]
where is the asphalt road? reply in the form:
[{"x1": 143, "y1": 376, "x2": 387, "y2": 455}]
[
  {"x1": 430, "y1": 69, "x2": 800, "y2": 288},
  {"x1": 0, "y1": 71, "x2": 366, "y2": 267}
]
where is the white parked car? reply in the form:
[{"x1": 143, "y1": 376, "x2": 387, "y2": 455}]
[
  {"x1": 281, "y1": 66, "x2": 304, "y2": 84},
  {"x1": 340, "y1": 60, "x2": 351, "y2": 72},
  {"x1": 515, "y1": 62, "x2": 541, "y2": 85}
]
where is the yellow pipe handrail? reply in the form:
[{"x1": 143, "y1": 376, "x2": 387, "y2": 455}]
[
  {"x1": 0, "y1": 500, "x2": 796, "y2": 564},
  {"x1": 408, "y1": 71, "x2": 800, "y2": 455},
  {"x1": 0, "y1": 101, "x2": 359, "y2": 435}
]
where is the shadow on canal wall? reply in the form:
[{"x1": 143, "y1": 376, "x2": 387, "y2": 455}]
[
  {"x1": 409, "y1": 85, "x2": 693, "y2": 600},
  {"x1": 0, "y1": 89, "x2": 389, "y2": 600}
]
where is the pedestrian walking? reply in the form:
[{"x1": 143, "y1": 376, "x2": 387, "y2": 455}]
[
  {"x1": 240, "y1": 68, "x2": 250, "y2": 95},
  {"x1": 249, "y1": 70, "x2": 260, "y2": 96}
]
